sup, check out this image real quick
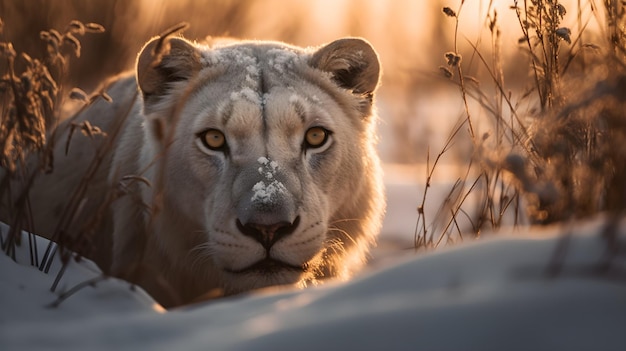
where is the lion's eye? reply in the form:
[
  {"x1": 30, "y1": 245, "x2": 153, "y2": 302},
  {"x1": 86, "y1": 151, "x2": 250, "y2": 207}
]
[
  {"x1": 199, "y1": 129, "x2": 226, "y2": 150},
  {"x1": 304, "y1": 127, "x2": 330, "y2": 148}
]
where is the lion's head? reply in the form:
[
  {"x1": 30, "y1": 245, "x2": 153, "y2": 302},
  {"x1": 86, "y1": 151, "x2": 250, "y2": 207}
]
[{"x1": 112, "y1": 36, "x2": 384, "y2": 304}]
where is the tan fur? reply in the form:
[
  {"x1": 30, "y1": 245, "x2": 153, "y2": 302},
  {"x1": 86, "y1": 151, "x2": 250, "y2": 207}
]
[{"x1": 1, "y1": 37, "x2": 385, "y2": 307}]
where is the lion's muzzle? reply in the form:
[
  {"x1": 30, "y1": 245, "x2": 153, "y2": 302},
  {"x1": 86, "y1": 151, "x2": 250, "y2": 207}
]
[{"x1": 236, "y1": 216, "x2": 300, "y2": 250}]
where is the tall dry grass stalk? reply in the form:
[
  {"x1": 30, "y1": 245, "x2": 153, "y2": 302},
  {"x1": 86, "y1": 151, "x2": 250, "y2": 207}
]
[
  {"x1": 0, "y1": 19, "x2": 112, "y2": 299},
  {"x1": 416, "y1": 0, "x2": 626, "y2": 249},
  {"x1": 0, "y1": 20, "x2": 105, "y2": 173}
]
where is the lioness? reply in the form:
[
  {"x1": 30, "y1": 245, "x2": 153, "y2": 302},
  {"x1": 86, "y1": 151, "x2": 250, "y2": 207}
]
[{"x1": 1, "y1": 35, "x2": 385, "y2": 307}]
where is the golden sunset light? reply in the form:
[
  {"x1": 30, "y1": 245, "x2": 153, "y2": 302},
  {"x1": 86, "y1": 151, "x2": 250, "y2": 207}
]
[{"x1": 1, "y1": 1, "x2": 625, "y2": 348}]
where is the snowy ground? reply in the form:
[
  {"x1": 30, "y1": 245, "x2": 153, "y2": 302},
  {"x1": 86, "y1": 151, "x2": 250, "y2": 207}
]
[{"x1": 1, "y1": 165, "x2": 626, "y2": 350}]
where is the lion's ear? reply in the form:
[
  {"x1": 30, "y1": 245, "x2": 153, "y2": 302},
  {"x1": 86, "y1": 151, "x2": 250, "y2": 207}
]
[
  {"x1": 136, "y1": 37, "x2": 201, "y2": 107},
  {"x1": 309, "y1": 38, "x2": 381, "y2": 97}
]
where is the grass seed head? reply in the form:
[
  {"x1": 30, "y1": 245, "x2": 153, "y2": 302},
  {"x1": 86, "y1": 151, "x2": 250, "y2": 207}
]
[
  {"x1": 0, "y1": 42, "x2": 16, "y2": 59},
  {"x1": 442, "y1": 7, "x2": 457, "y2": 18},
  {"x1": 556, "y1": 27, "x2": 571, "y2": 44},
  {"x1": 69, "y1": 87, "x2": 88, "y2": 102},
  {"x1": 48, "y1": 29, "x2": 62, "y2": 43},
  {"x1": 63, "y1": 32, "x2": 82, "y2": 57},
  {"x1": 67, "y1": 20, "x2": 86, "y2": 36},
  {"x1": 445, "y1": 52, "x2": 461, "y2": 66},
  {"x1": 84, "y1": 23, "x2": 105, "y2": 33},
  {"x1": 556, "y1": 3, "x2": 567, "y2": 19}
]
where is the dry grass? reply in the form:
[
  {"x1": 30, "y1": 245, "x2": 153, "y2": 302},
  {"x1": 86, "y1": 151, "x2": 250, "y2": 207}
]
[
  {"x1": 415, "y1": 0, "x2": 626, "y2": 249},
  {"x1": 0, "y1": 19, "x2": 113, "y2": 298},
  {"x1": 0, "y1": 20, "x2": 105, "y2": 172}
]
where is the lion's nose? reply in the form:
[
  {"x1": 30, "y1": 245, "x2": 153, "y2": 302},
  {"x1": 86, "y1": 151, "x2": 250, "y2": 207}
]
[{"x1": 236, "y1": 216, "x2": 300, "y2": 250}]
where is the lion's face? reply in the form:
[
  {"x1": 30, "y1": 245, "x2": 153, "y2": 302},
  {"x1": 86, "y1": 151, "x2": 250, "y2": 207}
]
[{"x1": 136, "y1": 38, "x2": 381, "y2": 295}]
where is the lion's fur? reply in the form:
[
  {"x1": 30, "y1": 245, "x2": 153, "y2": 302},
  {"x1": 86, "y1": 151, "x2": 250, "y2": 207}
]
[{"x1": 1, "y1": 37, "x2": 385, "y2": 307}]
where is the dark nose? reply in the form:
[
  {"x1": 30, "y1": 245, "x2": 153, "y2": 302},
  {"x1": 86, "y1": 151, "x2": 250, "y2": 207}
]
[{"x1": 237, "y1": 216, "x2": 300, "y2": 250}]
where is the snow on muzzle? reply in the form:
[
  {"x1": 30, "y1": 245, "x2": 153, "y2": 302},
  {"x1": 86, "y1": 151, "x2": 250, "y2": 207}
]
[{"x1": 235, "y1": 157, "x2": 299, "y2": 250}]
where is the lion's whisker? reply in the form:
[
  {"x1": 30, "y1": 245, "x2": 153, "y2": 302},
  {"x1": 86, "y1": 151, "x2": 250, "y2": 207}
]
[
  {"x1": 329, "y1": 218, "x2": 363, "y2": 225},
  {"x1": 328, "y1": 226, "x2": 359, "y2": 246}
]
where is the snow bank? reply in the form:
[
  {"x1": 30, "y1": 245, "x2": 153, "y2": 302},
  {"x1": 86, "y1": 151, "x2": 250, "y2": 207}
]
[{"x1": 1, "y1": 219, "x2": 625, "y2": 350}]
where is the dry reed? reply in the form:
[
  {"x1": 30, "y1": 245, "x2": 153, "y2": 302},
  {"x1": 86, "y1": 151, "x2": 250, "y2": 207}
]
[{"x1": 416, "y1": 0, "x2": 626, "y2": 249}]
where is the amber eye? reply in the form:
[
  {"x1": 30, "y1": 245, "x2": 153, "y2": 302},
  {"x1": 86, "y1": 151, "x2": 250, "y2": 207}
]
[
  {"x1": 305, "y1": 127, "x2": 330, "y2": 148},
  {"x1": 199, "y1": 129, "x2": 226, "y2": 150}
]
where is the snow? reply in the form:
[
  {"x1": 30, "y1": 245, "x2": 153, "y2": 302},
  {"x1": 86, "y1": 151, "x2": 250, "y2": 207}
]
[
  {"x1": 230, "y1": 87, "x2": 262, "y2": 105},
  {"x1": 1, "y1": 165, "x2": 626, "y2": 350},
  {"x1": 206, "y1": 45, "x2": 264, "y2": 106},
  {"x1": 251, "y1": 157, "x2": 286, "y2": 203},
  {"x1": 267, "y1": 48, "x2": 299, "y2": 74},
  {"x1": 246, "y1": 65, "x2": 259, "y2": 76},
  {"x1": 289, "y1": 94, "x2": 300, "y2": 104},
  {"x1": 256, "y1": 156, "x2": 278, "y2": 172},
  {"x1": 199, "y1": 50, "x2": 222, "y2": 66},
  {"x1": 251, "y1": 180, "x2": 287, "y2": 203}
]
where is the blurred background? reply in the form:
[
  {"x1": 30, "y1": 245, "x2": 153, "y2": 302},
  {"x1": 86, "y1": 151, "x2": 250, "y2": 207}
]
[{"x1": 2, "y1": 0, "x2": 585, "y2": 163}]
